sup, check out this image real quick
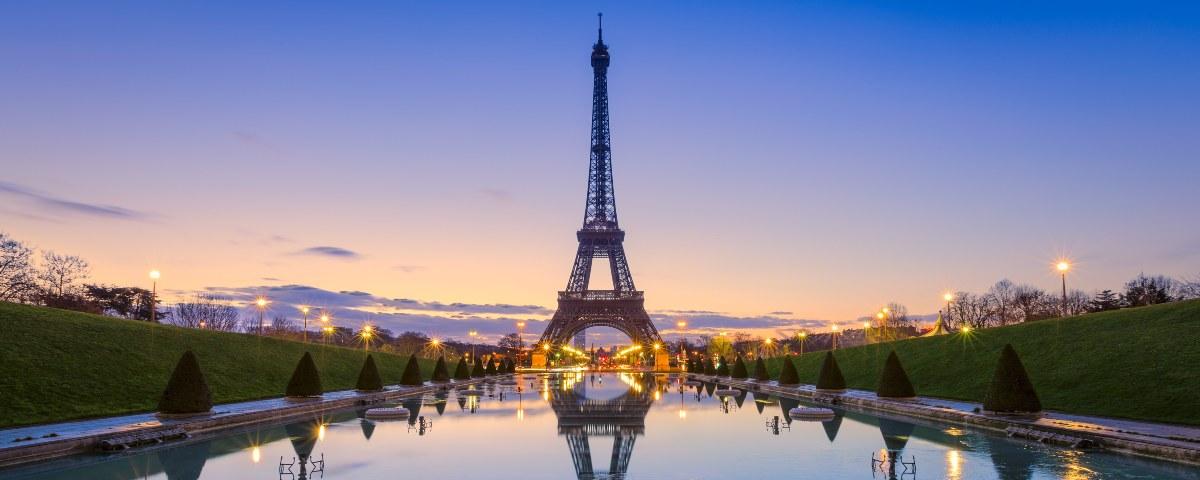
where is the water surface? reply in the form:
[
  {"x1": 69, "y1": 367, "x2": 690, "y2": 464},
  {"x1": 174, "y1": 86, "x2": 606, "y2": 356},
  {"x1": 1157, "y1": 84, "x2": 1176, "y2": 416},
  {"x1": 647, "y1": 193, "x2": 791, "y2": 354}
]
[{"x1": 3, "y1": 373, "x2": 1196, "y2": 479}]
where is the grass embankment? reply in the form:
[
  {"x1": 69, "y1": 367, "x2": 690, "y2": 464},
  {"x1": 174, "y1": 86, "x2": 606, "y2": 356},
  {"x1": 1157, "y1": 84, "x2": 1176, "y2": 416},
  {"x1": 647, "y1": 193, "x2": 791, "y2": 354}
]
[
  {"x1": 766, "y1": 299, "x2": 1200, "y2": 425},
  {"x1": 0, "y1": 302, "x2": 438, "y2": 428}
]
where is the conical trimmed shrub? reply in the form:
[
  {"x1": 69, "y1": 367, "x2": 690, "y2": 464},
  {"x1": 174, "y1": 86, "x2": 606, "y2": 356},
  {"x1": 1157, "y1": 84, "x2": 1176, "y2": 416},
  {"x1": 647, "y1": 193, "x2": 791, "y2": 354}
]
[
  {"x1": 399, "y1": 354, "x2": 424, "y2": 386},
  {"x1": 484, "y1": 358, "x2": 497, "y2": 376},
  {"x1": 431, "y1": 356, "x2": 451, "y2": 383},
  {"x1": 470, "y1": 358, "x2": 485, "y2": 378},
  {"x1": 157, "y1": 350, "x2": 212, "y2": 414},
  {"x1": 731, "y1": 356, "x2": 749, "y2": 379},
  {"x1": 355, "y1": 354, "x2": 383, "y2": 392},
  {"x1": 777, "y1": 355, "x2": 800, "y2": 385},
  {"x1": 285, "y1": 352, "x2": 323, "y2": 397},
  {"x1": 815, "y1": 351, "x2": 847, "y2": 392},
  {"x1": 752, "y1": 358, "x2": 769, "y2": 381},
  {"x1": 715, "y1": 356, "x2": 730, "y2": 376},
  {"x1": 983, "y1": 344, "x2": 1042, "y2": 413},
  {"x1": 453, "y1": 358, "x2": 470, "y2": 380},
  {"x1": 703, "y1": 358, "x2": 716, "y2": 375},
  {"x1": 876, "y1": 351, "x2": 916, "y2": 399}
]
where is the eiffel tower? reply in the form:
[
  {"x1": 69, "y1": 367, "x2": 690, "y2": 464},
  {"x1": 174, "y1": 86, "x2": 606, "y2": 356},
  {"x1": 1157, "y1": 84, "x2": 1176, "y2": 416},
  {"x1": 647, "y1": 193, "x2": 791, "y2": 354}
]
[{"x1": 539, "y1": 14, "x2": 663, "y2": 349}]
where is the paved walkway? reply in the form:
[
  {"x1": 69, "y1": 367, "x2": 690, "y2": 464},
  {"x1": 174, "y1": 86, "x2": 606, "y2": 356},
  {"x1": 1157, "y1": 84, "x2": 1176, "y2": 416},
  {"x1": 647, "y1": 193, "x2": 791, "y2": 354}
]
[
  {"x1": 695, "y1": 376, "x2": 1200, "y2": 464},
  {"x1": 0, "y1": 379, "x2": 492, "y2": 467},
  {"x1": 824, "y1": 385, "x2": 1200, "y2": 448}
]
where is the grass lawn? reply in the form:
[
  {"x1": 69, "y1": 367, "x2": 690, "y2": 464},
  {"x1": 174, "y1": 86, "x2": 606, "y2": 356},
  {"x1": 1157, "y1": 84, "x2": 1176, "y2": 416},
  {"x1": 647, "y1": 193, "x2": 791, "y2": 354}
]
[
  {"x1": 0, "y1": 302, "x2": 441, "y2": 428},
  {"x1": 765, "y1": 299, "x2": 1200, "y2": 425}
]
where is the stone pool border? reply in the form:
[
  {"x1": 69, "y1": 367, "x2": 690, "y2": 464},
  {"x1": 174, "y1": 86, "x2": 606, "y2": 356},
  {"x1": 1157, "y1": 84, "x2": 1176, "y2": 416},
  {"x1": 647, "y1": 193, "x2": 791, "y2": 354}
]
[
  {"x1": 0, "y1": 376, "x2": 509, "y2": 468},
  {"x1": 688, "y1": 374, "x2": 1200, "y2": 466}
]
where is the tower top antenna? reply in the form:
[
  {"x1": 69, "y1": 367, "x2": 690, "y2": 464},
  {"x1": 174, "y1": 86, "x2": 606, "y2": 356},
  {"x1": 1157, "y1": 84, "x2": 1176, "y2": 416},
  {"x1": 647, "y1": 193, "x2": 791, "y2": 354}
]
[{"x1": 597, "y1": 12, "x2": 603, "y2": 43}]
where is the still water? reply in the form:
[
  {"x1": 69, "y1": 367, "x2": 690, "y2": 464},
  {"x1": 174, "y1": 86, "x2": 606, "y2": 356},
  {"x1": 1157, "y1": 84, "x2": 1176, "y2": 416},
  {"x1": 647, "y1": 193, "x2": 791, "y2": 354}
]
[{"x1": 2, "y1": 373, "x2": 1196, "y2": 479}]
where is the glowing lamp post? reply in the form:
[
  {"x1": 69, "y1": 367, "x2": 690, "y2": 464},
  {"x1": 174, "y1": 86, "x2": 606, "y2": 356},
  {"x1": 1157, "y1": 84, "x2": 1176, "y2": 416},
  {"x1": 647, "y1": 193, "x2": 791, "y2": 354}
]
[
  {"x1": 254, "y1": 297, "x2": 268, "y2": 336},
  {"x1": 831, "y1": 324, "x2": 840, "y2": 350},
  {"x1": 468, "y1": 330, "x2": 478, "y2": 362},
  {"x1": 148, "y1": 270, "x2": 160, "y2": 324},
  {"x1": 361, "y1": 325, "x2": 373, "y2": 353},
  {"x1": 798, "y1": 331, "x2": 807, "y2": 355},
  {"x1": 676, "y1": 320, "x2": 688, "y2": 362},
  {"x1": 1057, "y1": 261, "x2": 1071, "y2": 317},
  {"x1": 300, "y1": 306, "x2": 310, "y2": 343}
]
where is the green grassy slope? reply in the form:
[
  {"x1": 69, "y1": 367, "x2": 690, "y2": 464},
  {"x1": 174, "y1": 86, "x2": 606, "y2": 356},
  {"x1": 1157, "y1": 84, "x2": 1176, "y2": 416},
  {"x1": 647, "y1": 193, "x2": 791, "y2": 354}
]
[
  {"x1": 0, "y1": 302, "x2": 439, "y2": 428},
  {"x1": 766, "y1": 300, "x2": 1200, "y2": 425}
]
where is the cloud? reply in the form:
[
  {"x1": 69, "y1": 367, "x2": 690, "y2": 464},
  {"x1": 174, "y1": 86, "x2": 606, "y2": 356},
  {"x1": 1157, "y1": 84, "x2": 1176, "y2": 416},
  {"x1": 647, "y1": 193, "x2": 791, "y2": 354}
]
[
  {"x1": 393, "y1": 265, "x2": 425, "y2": 273},
  {"x1": 293, "y1": 246, "x2": 361, "y2": 259},
  {"x1": 193, "y1": 283, "x2": 553, "y2": 342},
  {"x1": 0, "y1": 181, "x2": 152, "y2": 221},
  {"x1": 768, "y1": 311, "x2": 793, "y2": 316}
]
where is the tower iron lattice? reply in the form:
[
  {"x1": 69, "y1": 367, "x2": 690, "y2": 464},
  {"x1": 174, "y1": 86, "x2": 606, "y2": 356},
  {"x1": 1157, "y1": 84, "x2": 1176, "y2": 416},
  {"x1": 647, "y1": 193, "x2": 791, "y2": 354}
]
[{"x1": 538, "y1": 14, "x2": 663, "y2": 349}]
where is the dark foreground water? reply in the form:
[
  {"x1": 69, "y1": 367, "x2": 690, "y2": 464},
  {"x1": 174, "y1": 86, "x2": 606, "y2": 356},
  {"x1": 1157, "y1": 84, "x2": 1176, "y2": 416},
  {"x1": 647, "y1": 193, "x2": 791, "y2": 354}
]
[{"x1": 2, "y1": 372, "x2": 1196, "y2": 479}]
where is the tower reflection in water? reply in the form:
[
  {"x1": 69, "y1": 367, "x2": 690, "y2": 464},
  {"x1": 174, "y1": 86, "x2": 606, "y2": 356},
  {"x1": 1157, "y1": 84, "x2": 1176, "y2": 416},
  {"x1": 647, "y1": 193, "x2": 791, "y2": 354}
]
[{"x1": 547, "y1": 372, "x2": 657, "y2": 480}]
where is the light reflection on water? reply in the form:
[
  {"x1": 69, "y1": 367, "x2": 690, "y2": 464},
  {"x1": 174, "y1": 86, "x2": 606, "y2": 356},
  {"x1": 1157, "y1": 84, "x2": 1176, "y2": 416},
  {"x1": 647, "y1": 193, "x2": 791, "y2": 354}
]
[{"x1": 2, "y1": 373, "x2": 1197, "y2": 480}]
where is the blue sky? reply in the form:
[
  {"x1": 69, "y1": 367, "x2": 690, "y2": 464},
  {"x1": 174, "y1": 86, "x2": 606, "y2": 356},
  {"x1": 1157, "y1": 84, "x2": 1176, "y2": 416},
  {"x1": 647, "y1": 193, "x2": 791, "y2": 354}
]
[{"x1": 1, "y1": 1, "x2": 1198, "y2": 342}]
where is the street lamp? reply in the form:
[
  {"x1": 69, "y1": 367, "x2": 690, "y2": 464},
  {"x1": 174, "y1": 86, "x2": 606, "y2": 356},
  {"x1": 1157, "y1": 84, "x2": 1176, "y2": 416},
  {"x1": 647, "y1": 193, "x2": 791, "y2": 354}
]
[
  {"x1": 148, "y1": 270, "x2": 160, "y2": 323},
  {"x1": 361, "y1": 325, "x2": 373, "y2": 352},
  {"x1": 676, "y1": 320, "x2": 688, "y2": 362},
  {"x1": 254, "y1": 297, "x2": 268, "y2": 335},
  {"x1": 468, "y1": 330, "x2": 478, "y2": 362},
  {"x1": 830, "y1": 324, "x2": 840, "y2": 350},
  {"x1": 300, "y1": 306, "x2": 310, "y2": 343},
  {"x1": 797, "y1": 331, "x2": 807, "y2": 355},
  {"x1": 1056, "y1": 260, "x2": 1071, "y2": 317}
]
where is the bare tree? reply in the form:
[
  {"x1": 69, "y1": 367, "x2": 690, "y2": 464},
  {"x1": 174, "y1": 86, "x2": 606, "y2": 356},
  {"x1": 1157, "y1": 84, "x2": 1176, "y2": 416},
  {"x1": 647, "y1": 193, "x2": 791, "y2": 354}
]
[
  {"x1": 1064, "y1": 289, "x2": 1091, "y2": 316},
  {"x1": 1012, "y1": 284, "x2": 1054, "y2": 322},
  {"x1": 985, "y1": 279, "x2": 1022, "y2": 326},
  {"x1": 948, "y1": 292, "x2": 990, "y2": 329},
  {"x1": 0, "y1": 233, "x2": 36, "y2": 301},
  {"x1": 1178, "y1": 275, "x2": 1200, "y2": 300},
  {"x1": 172, "y1": 294, "x2": 241, "y2": 331},
  {"x1": 37, "y1": 251, "x2": 89, "y2": 297},
  {"x1": 270, "y1": 315, "x2": 297, "y2": 334}
]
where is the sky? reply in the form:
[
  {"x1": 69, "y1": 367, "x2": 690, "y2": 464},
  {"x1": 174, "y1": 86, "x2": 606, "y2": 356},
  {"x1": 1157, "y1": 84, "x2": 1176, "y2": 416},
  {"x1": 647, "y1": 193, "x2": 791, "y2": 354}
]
[{"x1": 2, "y1": 1, "x2": 1199, "y2": 343}]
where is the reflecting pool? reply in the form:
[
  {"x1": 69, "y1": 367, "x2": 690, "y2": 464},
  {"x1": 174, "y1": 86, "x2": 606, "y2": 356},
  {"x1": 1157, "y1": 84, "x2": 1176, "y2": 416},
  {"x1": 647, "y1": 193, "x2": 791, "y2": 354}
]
[{"x1": 2, "y1": 373, "x2": 1196, "y2": 479}]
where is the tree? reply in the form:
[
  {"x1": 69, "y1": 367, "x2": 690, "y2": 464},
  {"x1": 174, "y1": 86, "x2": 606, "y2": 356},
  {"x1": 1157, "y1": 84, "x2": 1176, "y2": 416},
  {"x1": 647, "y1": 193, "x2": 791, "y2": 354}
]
[
  {"x1": 0, "y1": 233, "x2": 36, "y2": 301},
  {"x1": 1012, "y1": 284, "x2": 1054, "y2": 322},
  {"x1": 431, "y1": 356, "x2": 451, "y2": 382},
  {"x1": 453, "y1": 357, "x2": 470, "y2": 380},
  {"x1": 270, "y1": 315, "x2": 297, "y2": 334},
  {"x1": 715, "y1": 356, "x2": 730, "y2": 376},
  {"x1": 1177, "y1": 275, "x2": 1200, "y2": 300},
  {"x1": 752, "y1": 358, "x2": 769, "y2": 381},
  {"x1": 1122, "y1": 274, "x2": 1175, "y2": 307},
  {"x1": 703, "y1": 357, "x2": 716, "y2": 375},
  {"x1": 777, "y1": 356, "x2": 800, "y2": 385},
  {"x1": 982, "y1": 344, "x2": 1041, "y2": 413},
  {"x1": 37, "y1": 251, "x2": 89, "y2": 297},
  {"x1": 484, "y1": 358, "x2": 498, "y2": 376},
  {"x1": 157, "y1": 351, "x2": 212, "y2": 414},
  {"x1": 985, "y1": 280, "x2": 1021, "y2": 326},
  {"x1": 172, "y1": 295, "x2": 241, "y2": 331},
  {"x1": 399, "y1": 354, "x2": 424, "y2": 386},
  {"x1": 83, "y1": 284, "x2": 161, "y2": 321},
  {"x1": 815, "y1": 352, "x2": 846, "y2": 392},
  {"x1": 731, "y1": 356, "x2": 748, "y2": 379},
  {"x1": 876, "y1": 351, "x2": 915, "y2": 399},
  {"x1": 947, "y1": 292, "x2": 990, "y2": 330},
  {"x1": 708, "y1": 336, "x2": 733, "y2": 358},
  {"x1": 497, "y1": 333, "x2": 522, "y2": 350},
  {"x1": 1087, "y1": 289, "x2": 1122, "y2": 313},
  {"x1": 470, "y1": 358, "x2": 485, "y2": 378},
  {"x1": 356, "y1": 355, "x2": 383, "y2": 391},
  {"x1": 285, "y1": 353, "x2": 323, "y2": 397}
]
